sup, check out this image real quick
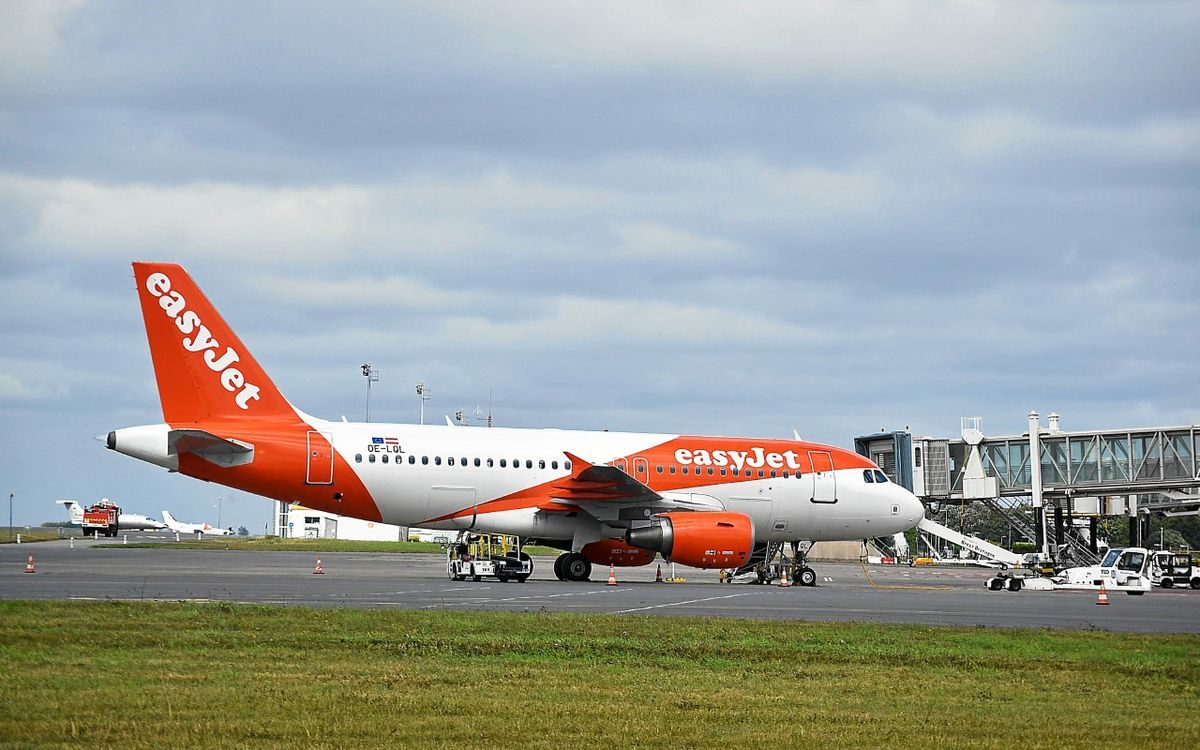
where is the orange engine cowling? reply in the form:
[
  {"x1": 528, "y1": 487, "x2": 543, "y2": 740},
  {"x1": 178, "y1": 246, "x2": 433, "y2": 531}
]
[
  {"x1": 625, "y1": 511, "x2": 753, "y2": 569},
  {"x1": 581, "y1": 539, "x2": 656, "y2": 567}
]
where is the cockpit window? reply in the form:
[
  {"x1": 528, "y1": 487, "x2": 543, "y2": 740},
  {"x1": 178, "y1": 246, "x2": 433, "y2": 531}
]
[
  {"x1": 873, "y1": 470, "x2": 888, "y2": 483},
  {"x1": 863, "y1": 470, "x2": 875, "y2": 483}
]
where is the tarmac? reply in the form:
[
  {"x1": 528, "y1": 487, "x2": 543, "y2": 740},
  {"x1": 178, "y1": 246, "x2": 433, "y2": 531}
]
[{"x1": 2, "y1": 536, "x2": 1198, "y2": 633}]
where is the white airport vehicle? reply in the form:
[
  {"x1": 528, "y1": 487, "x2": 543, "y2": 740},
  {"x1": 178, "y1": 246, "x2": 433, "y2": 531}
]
[
  {"x1": 986, "y1": 547, "x2": 1153, "y2": 595},
  {"x1": 1148, "y1": 551, "x2": 1200, "y2": 589},
  {"x1": 161, "y1": 510, "x2": 234, "y2": 537},
  {"x1": 58, "y1": 499, "x2": 167, "y2": 533},
  {"x1": 447, "y1": 533, "x2": 532, "y2": 582}
]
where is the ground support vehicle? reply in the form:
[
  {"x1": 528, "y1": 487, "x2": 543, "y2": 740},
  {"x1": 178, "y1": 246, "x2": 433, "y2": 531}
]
[
  {"x1": 447, "y1": 533, "x2": 532, "y2": 583},
  {"x1": 985, "y1": 547, "x2": 1152, "y2": 595},
  {"x1": 82, "y1": 500, "x2": 120, "y2": 537},
  {"x1": 1149, "y1": 552, "x2": 1200, "y2": 589}
]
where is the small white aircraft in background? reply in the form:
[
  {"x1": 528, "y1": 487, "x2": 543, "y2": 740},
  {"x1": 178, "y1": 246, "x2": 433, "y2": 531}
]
[
  {"x1": 161, "y1": 510, "x2": 234, "y2": 536},
  {"x1": 58, "y1": 499, "x2": 166, "y2": 531}
]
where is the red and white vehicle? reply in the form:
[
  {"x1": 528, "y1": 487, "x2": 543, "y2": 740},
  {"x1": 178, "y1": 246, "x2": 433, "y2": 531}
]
[{"x1": 106, "y1": 263, "x2": 924, "y2": 581}]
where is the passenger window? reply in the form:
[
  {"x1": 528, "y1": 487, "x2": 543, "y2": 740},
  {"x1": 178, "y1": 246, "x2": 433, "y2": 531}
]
[
  {"x1": 745, "y1": 469, "x2": 752, "y2": 477},
  {"x1": 682, "y1": 466, "x2": 689, "y2": 475},
  {"x1": 670, "y1": 466, "x2": 676, "y2": 474},
  {"x1": 720, "y1": 469, "x2": 727, "y2": 476},
  {"x1": 421, "y1": 456, "x2": 429, "y2": 465},
  {"x1": 770, "y1": 470, "x2": 777, "y2": 478},
  {"x1": 408, "y1": 455, "x2": 415, "y2": 464},
  {"x1": 487, "y1": 458, "x2": 494, "y2": 467},
  {"x1": 355, "y1": 454, "x2": 362, "y2": 463},
  {"x1": 382, "y1": 454, "x2": 388, "y2": 464},
  {"x1": 369, "y1": 454, "x2": 376, "y2": 463},
  {"x1": 539, "y1": 460, "x2": 546, "y2": 469},
  {"x1": 448, "y1": 457, "x2": 455, "y2": 466},
  {"x1": 782, "y1": 471, "x2": 789, "y2": 478},
  {"x1": 864, "y1": 470, "x2": 875, "y2": 483},
  {"x1": 758, "y1": 469, "x2": 765, "y2": 477},
  {"x1": 435, "y1": 456, "x2": 442, "y2": 466},
  {"x1": 656, "y1": 465, "x2": 663, "y2": 473},
  {"x1": 526, "y1": 460, "x2": 533, "y2": 469},
  {"x1": 708, "y1": 468, "x2": 714, "y2": 476},
  {"x1": 565, "y1": 461, "x2": 572, "y2": 470},
  {"x1": 474, "y1": 458, "x2": 481, "y2": 467},
  {"x1": 500, "y1": 459, "x2": 507, "y2": 468},
  {"x1": 513, "y1": 459, "x2": 520, "y2": 469},
  {"x1": 461, "y1": 457, "x2": 467, "y2": 466},
  {"x1": 552, "y1": 461, "x2": 559, "y2": 470}
]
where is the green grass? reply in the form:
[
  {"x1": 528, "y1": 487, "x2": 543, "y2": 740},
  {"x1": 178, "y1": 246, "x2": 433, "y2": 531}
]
[
  {"x1": 0, "y1": 528, "x2": 63, "y2": 544},
  {"x1": 0, "y1": 601, "x2": 1197, "y2": 749},
  {"x1": 94, "y1": 536, "x2": 562, "y2": 556}
]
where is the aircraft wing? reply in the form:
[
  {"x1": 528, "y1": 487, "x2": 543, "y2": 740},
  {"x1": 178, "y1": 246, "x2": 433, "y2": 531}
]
[{"x1": 549, "y1": 452, "x2": 661, "y2": 505}]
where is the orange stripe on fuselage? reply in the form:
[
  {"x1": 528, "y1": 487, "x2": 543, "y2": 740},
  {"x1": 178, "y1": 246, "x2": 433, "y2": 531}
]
[
  {"x1": 420, "y1": 436, "x2": 873, "y2": 524},
  {"x1": 176, "y1": 417, "x2": 383, "y2": 522}
]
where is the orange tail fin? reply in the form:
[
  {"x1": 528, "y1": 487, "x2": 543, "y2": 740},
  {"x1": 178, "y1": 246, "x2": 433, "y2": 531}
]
[{"x1": 132, "y1": 262, "x2": 296, "y2": 424}]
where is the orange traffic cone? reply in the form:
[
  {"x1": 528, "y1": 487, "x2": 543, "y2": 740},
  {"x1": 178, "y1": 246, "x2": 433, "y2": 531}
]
[
  {"x1": 24, "y1": 555, "x2": 35, "y2": 574},
  {"x1": 607, "y1": 564, "x2": 617, "y2": 586},
  {"x1": 779, "y1": 566, "x2": 790, "y2": 588},
  {"x1": 313, "y1": 557, "x2": 324, "y2": 575},
  {"x1": 1096, "y1": 583, "x2": 1109, "y2": 605},
  {"x1": 655, "y1": 564, "x2": 663, "y2": 583}
]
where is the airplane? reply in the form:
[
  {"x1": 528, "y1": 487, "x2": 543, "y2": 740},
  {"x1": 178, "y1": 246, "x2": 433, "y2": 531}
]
[
  {"x1": 57, "y1": 499, "x2": 167, "y2": 531},
  {"x1": 106, "y1": 262, "x2": 925, "y2": 582},
  {"x1": 160, "y1": 510, "x2": 234, "y2": 536}
]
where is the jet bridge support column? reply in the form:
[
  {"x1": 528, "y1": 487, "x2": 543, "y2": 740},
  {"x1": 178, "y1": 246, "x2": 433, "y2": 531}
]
[{"x1": 1029, "y1": 411, "x2": 1046, "y2": 558}]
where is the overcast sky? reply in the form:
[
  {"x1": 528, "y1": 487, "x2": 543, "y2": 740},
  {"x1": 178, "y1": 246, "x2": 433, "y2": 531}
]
[{"x1": 1, "y1": 1, "x2": 1197, "y2": 530}]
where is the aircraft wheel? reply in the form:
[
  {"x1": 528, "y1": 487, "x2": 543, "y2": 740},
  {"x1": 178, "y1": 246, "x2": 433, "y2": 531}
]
[
  {"x1": 1160, "y1": 577, "x2": 1173, "y2": 589},
  {"x1": 798, "y1": 567, "x2": 817, "y2": 587},
  {"x1": 562, "y1": 553, "x2": 592, "y2": 582},
  {"x1": 553, "y1": 554, "x2": 567, "y2": 581}
]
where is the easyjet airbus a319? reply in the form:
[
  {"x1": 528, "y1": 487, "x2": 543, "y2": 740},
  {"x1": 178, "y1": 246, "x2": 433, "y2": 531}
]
[{"x1": 107, "y1": 263, "x2": 923, "y2": 582}]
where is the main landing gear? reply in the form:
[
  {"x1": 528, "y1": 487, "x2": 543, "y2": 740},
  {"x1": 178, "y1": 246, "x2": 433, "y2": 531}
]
[
  {"x1": 723, "y1": 541, "x2": 817, "y2": 586},
  {"x1": 553, "y1": 552, "x2": 592, "y2": 582}
]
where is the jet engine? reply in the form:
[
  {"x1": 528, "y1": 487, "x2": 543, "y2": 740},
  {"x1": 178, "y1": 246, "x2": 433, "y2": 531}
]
[
  {"x1": 581, "y1": 539, "x2": 656, "y2": 567},
  {"x1": 625, "y1": 511, "x2": 753, "y2": 569}
]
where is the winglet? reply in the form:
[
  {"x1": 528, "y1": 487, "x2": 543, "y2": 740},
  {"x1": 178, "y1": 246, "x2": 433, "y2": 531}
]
[{"x1": 563, "y1": 451, "x2": 593, "y2": 479}]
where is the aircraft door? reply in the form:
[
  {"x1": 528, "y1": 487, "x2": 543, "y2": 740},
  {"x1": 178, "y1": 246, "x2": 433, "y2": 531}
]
[
  {"x1": 632, "y1": 457, "x2": 649, "y2": 485},
  {"x1": 808, "y1": 451, "x2": 837, "y2": 503},
  {"x1": 306, "y1": 431, "x2": 334, "y2": 485}
]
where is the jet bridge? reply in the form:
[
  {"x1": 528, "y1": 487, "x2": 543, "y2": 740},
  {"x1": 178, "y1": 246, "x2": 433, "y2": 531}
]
[{"x1": 856, "y1": 414, "x2": 1200, "y2": 563}]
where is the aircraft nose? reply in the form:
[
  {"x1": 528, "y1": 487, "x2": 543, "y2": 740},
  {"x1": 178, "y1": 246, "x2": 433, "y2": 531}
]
[{"x1": 898, "y1": 486, "x2": 924, "y2": 528}]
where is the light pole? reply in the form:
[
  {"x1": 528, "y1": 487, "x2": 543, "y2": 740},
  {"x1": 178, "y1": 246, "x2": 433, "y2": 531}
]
[
  {"x1": 415, "y1": 381, "x2": 431, "y2": 425},
  {"x1": 215, "y1": 496, "x2": 224, "y2": 529},
  {"x1": 8, "y1": 492, "x2": 12, "y2": 543},
  {"x1": 361, "y1": 363, "x2": 379, "y2": 422}
]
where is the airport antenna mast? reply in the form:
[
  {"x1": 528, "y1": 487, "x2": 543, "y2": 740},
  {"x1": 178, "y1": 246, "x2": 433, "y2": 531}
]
[
  {"x1": 415, "y1": 381, "x2": 431, "y2": 425},
  {"x1": 361, "y1": 363, "x2": 379, "y2": 422}
]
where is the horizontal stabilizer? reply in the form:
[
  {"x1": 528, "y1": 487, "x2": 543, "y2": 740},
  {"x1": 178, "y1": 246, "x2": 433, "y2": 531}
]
[{"x1": 168, "y1": 429, "x2": 255, "y2": 468}]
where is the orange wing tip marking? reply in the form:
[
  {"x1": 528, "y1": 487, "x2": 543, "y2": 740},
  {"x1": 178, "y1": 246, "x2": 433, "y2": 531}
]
[{"x1": 563, "y1": 451, "x2": 594, "y2": 479}]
